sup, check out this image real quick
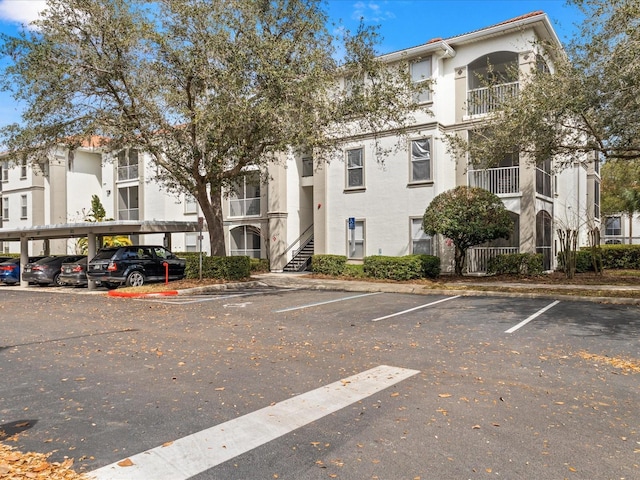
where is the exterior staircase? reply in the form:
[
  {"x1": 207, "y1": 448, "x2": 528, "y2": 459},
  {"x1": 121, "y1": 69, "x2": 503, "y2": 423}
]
[{"x1": 283, "y1": 235, "x2": 314, "y2": 272}]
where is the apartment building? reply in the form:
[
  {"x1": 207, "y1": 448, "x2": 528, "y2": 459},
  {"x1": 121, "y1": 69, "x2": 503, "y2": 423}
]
[
  {"x1": 603, "y1": 214, "x2": 640, "y2": 245},
  {"x1": 0, "y1": 12, "x2": 597, "y2": 274}
]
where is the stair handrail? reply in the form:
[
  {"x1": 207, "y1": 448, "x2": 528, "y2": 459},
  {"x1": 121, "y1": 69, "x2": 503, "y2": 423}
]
[{"x1": 283, "y1": 224, "x2": 314, "y2": 259}]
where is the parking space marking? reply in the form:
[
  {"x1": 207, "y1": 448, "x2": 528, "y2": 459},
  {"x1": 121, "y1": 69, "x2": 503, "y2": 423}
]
[
  {"x1": 371, "y1": 295, "x2": 461, "y2": 322},
  {"x1": 274, "y1": 291, "x2": 384, "y2": 312},
  {"x1": 505, "y1": 300, "x2": 560, "y2": 333},
  {"x1": 138, "y1": 289, "x2": 294, "y2": 305},
  {"x1": 89, "y1": 364, "x2": 419, "y2": 480}
]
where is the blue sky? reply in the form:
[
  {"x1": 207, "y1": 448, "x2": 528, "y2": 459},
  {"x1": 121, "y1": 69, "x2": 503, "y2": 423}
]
[{"x1": 0, "y1": 0, "x2": 585, "y2": 129}]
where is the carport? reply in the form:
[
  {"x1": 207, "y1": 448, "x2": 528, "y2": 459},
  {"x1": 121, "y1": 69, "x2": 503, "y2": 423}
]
[{"x1": 0, "y1": 220, "x2": 199, "y2": 289}]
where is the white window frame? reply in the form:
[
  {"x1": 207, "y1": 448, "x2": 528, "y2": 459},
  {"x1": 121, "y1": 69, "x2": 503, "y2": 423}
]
[
  {"x1": 346, "y1": 219, "x2": 365, "y2": 260},
  {"x1": 411, "y1": 218, "x2": 433, "y2": 255},
  {"x1": 410, "y1": 137, "x2": 432, "y2": 183},
  {"x1": 0, "y1": 163, "x2": 6, "y2": 182},
  {"x1": 184, "y1": 194, "x2": 197, "y2": 214},
  {"x1": 117, "y1": 185, "x2": 139, "y2": 220},
  {"x1": 346, "y1": 147, "x2": 365, "y2": 190},
  {"x1": 411, "y1": 57, "x2": 432, "y2": 103},
  {"x1": 605, "y1": 216, "x2": 622, "y2": 236},
  {"x1": 20, "y1": 195, "x2": 27, "y2": 219},
  {"x1": 20, "y1": 158, "x2": 27, "y2": 179},
  {"x1": 2, "y1": 196, "x2": 8, "y2": 221},
  {"x1": 185, "y1": 232, "x2": 198, "y2": 252},
  {"x1": 229, "y1": 171, "x2": 261, "y2": 218},
  {"x1": 116, "y1": 148, "x2": 139, "y2": 182}
]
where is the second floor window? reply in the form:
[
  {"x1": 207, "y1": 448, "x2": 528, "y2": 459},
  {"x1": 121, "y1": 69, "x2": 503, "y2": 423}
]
[
  {"x1": 0, "y1": 163, "x2": 5, "y2": 182},
  {"x1": 302, "y1": 157, "x2": 313, "y2": 177},
  {"x1": 20, "y1": 195, "x2": 27, "y2": 219},
  {"x1": 2, "y1": 197, "x2": 7, "y2": 220},
  {"x1": 20, "y1": 158, "x2": 27, "y2": 179},
  {"x1": 229, "y1": 172, "x2": 261, "y2": 217},
  {"x1": 410, "y1": 138, "x2": 432, "y2": 182},
  {"x1": 117, "y1": 149, "x2": 139, "y2": 181},
  {"x1": 605, "y1": 216, "x2": 621, "y2": 236},
  {"x1": 118, "y1": 186, "x2": 139, "y2": 220},
  {"x1": 346, "y1": 148, "x2": 364, "y2": 189},
  {"x1": 411, "y1": 57, "x2": 432, "y2": 103}
]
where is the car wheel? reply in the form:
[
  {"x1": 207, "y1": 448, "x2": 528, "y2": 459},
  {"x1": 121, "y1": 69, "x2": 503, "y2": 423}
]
[
  {"x1": 53, "y1": 274, "x2": 63, "y2": 287},
  {"x1": 126, "y1": 271, "x2": 145, "y2": 287}
]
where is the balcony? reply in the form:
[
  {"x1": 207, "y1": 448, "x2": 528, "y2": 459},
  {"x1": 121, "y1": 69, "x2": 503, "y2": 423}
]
[
  {"x1": 229, "y1": 197, "x2": 260, "y2": 217},
  {"x1": 117, "y1": 164, "x2": 139, "y2": 182},
  {"x1": 468, "y1": 246, "x2": 519, "y2": 273},
  {"x1": 467, "y1": 81, "x2": 519, "y2": 116},
  {"x1": 468, "y1": 166, "x2": 519, "y2": 195}
]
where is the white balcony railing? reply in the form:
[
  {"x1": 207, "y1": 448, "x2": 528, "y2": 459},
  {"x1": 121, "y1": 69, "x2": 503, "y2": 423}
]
[
  {"x1": 229, "y1": 197, "x2": 260, "y2": 217},
  {"x1": 467, "y1": 82, "x2": 519, "y2": 116},
  {"x1": 230, "y1": 249, "x2": 261, "y2": 258},
  {"x1": 468, "y1": 166, "x2": 519, "y2": 195},
  {"x1": 117, "y1": 164, "x2": 139, "y2": 181},
  {"x1": 468, "y1": 247, "x2": 519, "y2": 273}
]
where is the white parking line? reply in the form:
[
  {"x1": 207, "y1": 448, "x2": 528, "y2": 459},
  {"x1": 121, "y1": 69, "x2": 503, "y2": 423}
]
[
  {"x1": 139, "y1": 290, "x2": 282, "y2": 305},
  {"x1": 505, "y1": 300, "x2": 560, "y2": 333},
  {"x1": 371, "y1": 295, "x2": 461, "y2": 322},
  {"x1": 274, "y1": 291, "x2": 384, "y2": 312},
  {"x1": 89, "y1": 364, "x2": 419, "y2": 480}
]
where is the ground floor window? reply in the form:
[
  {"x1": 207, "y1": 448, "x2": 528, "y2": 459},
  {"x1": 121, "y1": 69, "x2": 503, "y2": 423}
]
[
  {"x1": 185, "y1": 233, "x2": 198, "y2": 252},
  {"x1": 230, "y1": 226, "x2": 261, "y2": 258},
  {"x1": 347, "y1": 219, "x2": 365, "y2": 259},
  {"x1": 605, "y1": 216, "x2": 621, "y2": 236},
  {"x1": 411, "y1": 218, "x2": 433, "y2": 255}
]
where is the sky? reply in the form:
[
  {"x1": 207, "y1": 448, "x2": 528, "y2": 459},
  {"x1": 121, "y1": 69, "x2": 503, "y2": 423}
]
[{"x1": 0, "y1": 0, "x2": 586, "y2": 129}]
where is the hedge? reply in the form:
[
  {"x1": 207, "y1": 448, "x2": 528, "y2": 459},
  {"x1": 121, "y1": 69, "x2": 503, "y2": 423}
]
[
  {"x1": 312, "y1": 254, "x2": 440, "y2": 280},
  {"x1": 184, "y1": 254, "x2": 251, "y2": 280},
  {"x1": 487, "y1": 253, "x2": 544, "y2": 275},
  {"x1": 311, "y1": 254, "x2": 347, "y2": 276},
  {"x1": 556, "y1": 245, "x2": 640, "y2": 272}
]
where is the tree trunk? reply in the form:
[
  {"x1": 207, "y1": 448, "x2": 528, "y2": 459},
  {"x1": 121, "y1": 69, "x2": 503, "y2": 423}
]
[
  {"x1": 196, "y1": 183, "x2": 226, "y2": 257},
  {"x1": 454, "y1": 246, "x2": 466, "y2": 276}
]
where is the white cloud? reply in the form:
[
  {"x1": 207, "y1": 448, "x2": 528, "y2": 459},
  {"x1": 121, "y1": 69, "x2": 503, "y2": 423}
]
[
  {"x1": 0, "y1": 0, "x2": 48, "y2": 26},
  {"x1": 351, "y1": 1, "x2": 395, "y2": 23}
]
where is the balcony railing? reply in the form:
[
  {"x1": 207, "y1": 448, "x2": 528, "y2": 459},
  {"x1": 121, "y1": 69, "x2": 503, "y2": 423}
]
[
  {"x1": 467, "y1": 82, "x2": 519, "y2": 116},
  {"x1": 468, "y1": 166, "x2": 519, "y2": 195},
  {"x1": 117, "y1": 164, "x2": 139, "y2": 182},
  {"x1": 230, "y1": 249, "x2": 261, "y2": 258},
  {"x1": 229, "y1": 197, "x2": 260, "y2": 217},
  {"x1": 468, "y1": 246, "x2": 519, "y2": 273}
]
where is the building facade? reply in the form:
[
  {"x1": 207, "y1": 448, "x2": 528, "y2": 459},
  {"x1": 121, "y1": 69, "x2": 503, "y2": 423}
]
[{"x1": 0, "y1": 12, "x2": 598, "y2": 274}]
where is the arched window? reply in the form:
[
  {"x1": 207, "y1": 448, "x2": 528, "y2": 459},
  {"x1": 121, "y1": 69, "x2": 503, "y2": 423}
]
[{"x1": 230, "y1": 226, "x2": 261, "y2": 258}]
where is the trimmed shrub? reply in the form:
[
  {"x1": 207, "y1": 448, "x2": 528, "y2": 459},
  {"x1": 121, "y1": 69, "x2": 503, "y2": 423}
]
[
  {"x1": 343, "y1": 263, "x2": 366, "y2": 278},
  {"x1": 487, "y1": 253, "x2": 544, "y2": 275},
  {"x1": 557, "y1": 250, "x2": 593, "y2": 273},
  {"x1": 250, "y1": 258, "x2": 270, "y2": 273},
  {"x1": 311, "y1": 254, "x2": 347, "y2": 276},
  {"x1": 363, "y1": 255, "x2": 424, "y2": 281},
  {"x1": 415, "y1": 254, "x2": 441, "y2": 279},
  {"x1": 599, "y1": 244, "x2": 640, "y2": 269},
  {"x1": 185, "y1": 255, "x2": 250, "y2": 280}
]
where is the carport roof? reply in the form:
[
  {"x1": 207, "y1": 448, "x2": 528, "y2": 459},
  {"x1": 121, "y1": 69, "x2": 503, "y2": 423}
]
[{"x1": 0, "y1": 220, "x2": 200, "y2": 241}]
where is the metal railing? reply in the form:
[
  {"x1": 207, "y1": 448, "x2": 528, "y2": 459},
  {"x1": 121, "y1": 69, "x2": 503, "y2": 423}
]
[
  {"x1": 467, "y1": 246, "x2": 518, "y2": 273},
  {"x1": 230, "y1": 248, "x2": 261, "y2": 259},
  {"x1": 468, "y1": 166, "x2": 519, "y2": 195},
  {"x1": 467, "y1": 82, "x2": 519, "y2": 116},
  {"x1": 229, "y1": 197, "x2": 261, "y2": 217},
  {"x1": 117, "y1": 164, "x2": 139, "y2": 181}
]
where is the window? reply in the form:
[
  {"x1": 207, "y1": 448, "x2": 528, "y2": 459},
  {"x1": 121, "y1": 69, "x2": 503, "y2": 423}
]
[
  {"x1": 2, "y1": 197, "x2": 8, "y2": 220},
  {"x1": 185, "y1": 233, "x2": 198, "y2": 252},
  {"x1": 20, "y1": 158, "x2": 27, "y2": 179},
  {"x1": 229, "y1": 171, "x2": 261, "y2": 217},
  {"x1": 594, "y1": 181, "x2": 600, "y2": 219},
  {"x1": 410, "y1": 138, "x2": 431, "y2": 182},
  {"x1": 302, "y1": 157, "x2": 313, "y2": 177},
  {"x1": 605, "y1": 216, "x2": 622, "y2": 236},
  {"x1": 347, "y1": 219, "x2": 365, "y2": 259},
  {"x1": 411, "y1": 218, "x2": 433, "y2": 255},
  {"x1": 411, "y1": 57, "x2": 432, "y2": 103},
  {"x1": 230, "y1": 226, "x2": 261, "y2": 258},
  {"x1": 117, "y1": 149, "x2": 139, "y2": 181},
  {"x1": 346, "y1": 148, "x2": 364, "y2": 189},
  {"x1": 118, "y1": 186, "x2": 139, "y2": 220},
  {"x1": 20, "y1": 195, "x2": 27, "y2": 219},
  {"x1": 184, "y1": 194, "x2": 197, "y2": 214},
  {"x1": 0, "y1": 163, "x2": 5, "y2": 182},
  {"x1": 467, "y1": 51, "x2": 519, "y2": 115}
]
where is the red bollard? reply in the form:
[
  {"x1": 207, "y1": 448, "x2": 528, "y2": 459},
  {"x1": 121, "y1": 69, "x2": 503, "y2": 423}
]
[{"x1": 163, "y1": 261, "x2": 169, "y2": 285}]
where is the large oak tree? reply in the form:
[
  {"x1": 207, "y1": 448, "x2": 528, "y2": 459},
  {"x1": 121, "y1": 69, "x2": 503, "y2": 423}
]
[{"x1": 0, "y1": 0, "x2": 425, "y2": 255}]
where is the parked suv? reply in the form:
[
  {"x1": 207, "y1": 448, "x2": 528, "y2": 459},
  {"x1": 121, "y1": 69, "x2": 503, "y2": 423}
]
[{"x1": 86, "y1": 246, "x2": 186, "y2": 289}]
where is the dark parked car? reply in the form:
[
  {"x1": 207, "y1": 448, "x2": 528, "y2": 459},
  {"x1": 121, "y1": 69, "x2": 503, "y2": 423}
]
[
  {"x1": 0, "y1": 256, "x2": 47, "y2": 285},
  {"x1": 86, "y1": 245, "x2": 186, "y2": 289},
  {"x1": 23, "y1": 255, "x2": 86, "y2": 286},
  {"x1": 59, "y1": 257, "x2": 90, "y2": 287}
]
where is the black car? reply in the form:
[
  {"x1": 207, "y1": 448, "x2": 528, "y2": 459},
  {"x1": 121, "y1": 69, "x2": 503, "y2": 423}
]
[
  {"x1": 86, "y1": 245, "x2": 186, "y2": 289},
  {"x1": 59, "y1": 257, "x2": 90, "y2": 287},
  {"x1": 22, "y1": 255, "x2": 87, "y2": 286}
]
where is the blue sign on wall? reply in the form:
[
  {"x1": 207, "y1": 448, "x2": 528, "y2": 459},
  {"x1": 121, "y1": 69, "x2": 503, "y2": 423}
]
[{"x1": 348, "y1": 217, "x2": 355, "y2": 230}]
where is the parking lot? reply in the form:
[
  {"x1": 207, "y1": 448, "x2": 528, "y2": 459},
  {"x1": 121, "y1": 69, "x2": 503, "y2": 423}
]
[{"x1": 1, "y1": 286, "x2": 638, "y2": 479}]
